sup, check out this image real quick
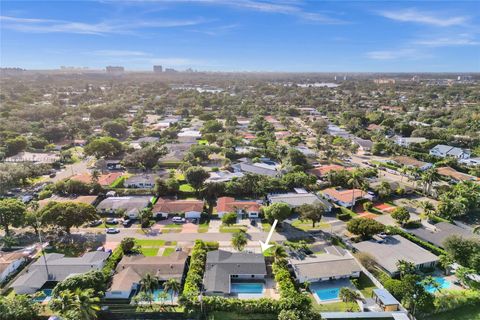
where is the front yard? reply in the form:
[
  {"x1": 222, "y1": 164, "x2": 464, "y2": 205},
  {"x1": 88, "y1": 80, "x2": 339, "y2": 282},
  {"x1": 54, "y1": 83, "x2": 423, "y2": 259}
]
[
  {"x1": 291, "y1": 219, "x2": 330, "y2": 231},
  {"x1": 135, "y1": 239, "x2": 177, "y2": 257}
]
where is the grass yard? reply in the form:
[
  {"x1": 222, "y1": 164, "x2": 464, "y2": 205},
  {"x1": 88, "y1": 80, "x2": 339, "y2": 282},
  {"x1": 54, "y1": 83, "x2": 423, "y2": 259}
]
[
  {"x1": 262, "y1": 222, "x2": 271, "y2": 232},
  {"x1": 421, "y1": 305, "x2": 480, "y2": 320},
  {"x1": 208, "y1": 312, "x2": 277, "y2": 320},
  {"x1": 291, "y1": 219, "x2": 330, "y2": 231},
  {"x1": 135, "y1": 239, "x2": 166, "y2": 246},
  {"x1": 162, "y1": 247, "x2": 175, "y2": 256},
  {"x1": 179, "y1": 183, "x2": 195, "y2": 192},
  {"x1": 175, "y1": 171, "x2": 185, "y2": 181},
  {"x1": 355, "y1": 272, "x2": 377, "y2": 298},
  {"x1": 220, "y1": 225, "x2": 247, "y2": 233},
  {"x1": 165, "y1": 223, "x2": 183, "y2": 228},
  {"x1": 311, "y1": 300, "x2": 359, "y2": 312},
  {"x1": 140, "y1": 247, "x2": 159, "y2": 256},
  {"x1": 198, "y1": 222, "x2": 209, "y2": 233}
]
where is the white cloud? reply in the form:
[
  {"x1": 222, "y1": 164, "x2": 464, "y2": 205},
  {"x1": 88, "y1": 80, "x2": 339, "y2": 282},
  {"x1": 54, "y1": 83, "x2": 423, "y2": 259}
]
[
  {"x1": 0, "y1": 15, "x2": 206, "y2": 35},
  {"x1": 366, "y1": 48, "x2": 424, "y2": 60},
  {"x1": 414, "y1": 35, "x2": 479, "y2": 47},
  {"x1": 378, "y1": 8, "x2": 468, "y2": 27}
]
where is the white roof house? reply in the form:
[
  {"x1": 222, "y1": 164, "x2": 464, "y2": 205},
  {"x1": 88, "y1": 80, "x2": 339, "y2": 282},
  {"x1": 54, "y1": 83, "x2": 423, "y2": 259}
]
[{"x1": 429, "y1": 144, "x2": 470, "y2": 159}]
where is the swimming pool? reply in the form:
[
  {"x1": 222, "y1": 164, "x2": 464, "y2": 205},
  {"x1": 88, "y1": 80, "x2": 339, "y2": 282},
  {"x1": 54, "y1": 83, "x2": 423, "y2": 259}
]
[
  {"x1": 423, "y1": 277, "x2": 452, "y2": 293},
  {"x1": 32, "y1": 289, "x2": 53, "y2": 302},
  {"x1": 314, "y1": 287, "x2": 340, "y2": 301},
  {"x1": 231, "y1": 282, "x2": 264, "y2": 294},
  {"x1": 152, "y1": 288, "x2": 174, "y2": 302}
]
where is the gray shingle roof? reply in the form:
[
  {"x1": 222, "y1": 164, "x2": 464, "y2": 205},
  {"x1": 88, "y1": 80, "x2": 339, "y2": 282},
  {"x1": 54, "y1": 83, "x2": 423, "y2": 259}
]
[
  {"x1": 352, "y1": 235, "x2": 439, "y2": 275},
  {"x1": 268, "y1": 192, "x2": 331, "y2": 209},
  {"x1": 235, "y1": 162, "x2": 279, "y2": 177},
  {"x1": 12, "y1": 251, "x2": 110, "y2": 293},
  {"x1": 203, "y1": 250, "x2": 266, "y2": 294},
  {"x1": 408, "y1": 222, "x2": 479, "y2": 248},
  {"x1": 96, "y1": 196, "x2": 151, "y2": 215}
]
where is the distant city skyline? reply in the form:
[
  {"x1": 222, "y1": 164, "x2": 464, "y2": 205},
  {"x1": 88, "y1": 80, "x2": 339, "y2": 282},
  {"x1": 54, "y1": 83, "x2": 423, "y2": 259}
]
[{"x1": 1, "y1": 1, "x2": 479, "y2": 72}]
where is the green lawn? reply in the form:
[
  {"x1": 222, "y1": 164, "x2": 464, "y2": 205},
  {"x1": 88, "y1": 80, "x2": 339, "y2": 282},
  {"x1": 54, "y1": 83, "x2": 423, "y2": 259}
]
[
  {"x1": 355, "y1": 272, "x2": 377, "y2": 298},
  {"x1": 140, "y1": 247, "x2": 159, "y2": 256},
  {"x1": 421, "y1": 305, "x2": 480, "y2": 320},
  {"x1": 162, "y1": 247, "x2": 175, "y2": 256},
  {"x1": 198, "y1": 222, "x2": 209, "y2": 233},
  {"x1": 262, "y1": 222, "x2": 271, "y2": 232},
  {"x1": 220, "y1": 225, "x2": 247, "y2": 233},
  {"x1": 311, "y1": 299, "x2": 359, "y2": 312},
  {"x1": 291, "y1": 219, "x2": 330, "y2": 231},
  {"x1": 198, "y1": 139, "x2": 209, "y2": 145},
  {"x1": 208, "y1": 312, "x2": 277, "y2": 320},
  {"x1": 165, "y1": 223, "x2": 183, "y2": 228},
  {"x1": 135, "y1": 239, "x2": 166, "y2": 246},
  {"x1": 179, "y1": 183, "x2": 195, "y2": 192}
]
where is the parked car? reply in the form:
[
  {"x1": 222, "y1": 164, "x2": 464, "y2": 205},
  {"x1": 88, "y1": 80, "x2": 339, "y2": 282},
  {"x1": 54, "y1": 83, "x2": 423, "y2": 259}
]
[
  {"x1": 105, "y1": 218, "x2": 118, "y2": 225},
  {"x1": 191, "y1": 218, "x2": 198, "y2": 224},
  {"x1": 250, "y1": 219, "x2": 257, "y2": 226},
  {"x1": 175, "y1": 247, "x2": 182, "y2": 252},
  {"x1": 172, "y1": 217, "x2": 186, "y2": 224},
  {"x1": 106, "y1": 228, "x2": 120, "y2": 234},
  {"x1": 88, "y1": 220, "x2": 102, "y2": 227},
  {"x1": 122, "y1": 219, "x2": 132, "y2": 227}
]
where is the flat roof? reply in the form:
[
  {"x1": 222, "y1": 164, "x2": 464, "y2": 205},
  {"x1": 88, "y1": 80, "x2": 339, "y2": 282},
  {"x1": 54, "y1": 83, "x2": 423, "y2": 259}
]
[{"x1": 373, "y1": 289, "x2": 400, "y2": 306}]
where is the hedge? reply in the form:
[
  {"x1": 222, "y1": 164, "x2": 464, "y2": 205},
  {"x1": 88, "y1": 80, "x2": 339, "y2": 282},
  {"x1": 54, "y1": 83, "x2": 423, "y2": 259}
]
[
  {"x1": 102, "y1": 246, "x2": 124, "y2": 279},
  {"x1": 432, "y1": 290, "x2": 480, "y2": 314},
  {"x1": 109, "y1": 176, "x2": 126, "y2": 188},
  {"x1": 388, "y1": 226, "x2": 447, "y2": 256}
]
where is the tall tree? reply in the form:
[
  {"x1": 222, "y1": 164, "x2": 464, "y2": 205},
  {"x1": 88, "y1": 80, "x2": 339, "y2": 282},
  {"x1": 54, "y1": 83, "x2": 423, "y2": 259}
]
[
  {"x1": 163, "y1": 278, "x2": 181, "y2": 305},
  {"x1": 39, "y1": 202, "x2": 98, "y2": 234},
  {"x1": 184, "y1": 166, "x2": 209, "y2": 193},
  {"x1": 0, "y1": 198, "x2": 27, "y2": 236},
  {"x1": 231, "y1": 230, "x2": 248, "y2": 251},
  {"x1": 298, "y1": 203, "x2": 325, "y2": 228}
]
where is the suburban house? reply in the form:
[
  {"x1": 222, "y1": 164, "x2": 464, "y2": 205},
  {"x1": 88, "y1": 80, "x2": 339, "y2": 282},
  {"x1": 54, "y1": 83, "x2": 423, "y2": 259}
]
[
  {"x1": 130, "y1": 137, "x2": 159, "y2": 150},
  {"x1": 159, "y1": 142, "x2": 195, "y2": 163},
  {"x1": 437, "y1": 166, "x2": 477, "y2": 182},
  {"x1": 124, "y1": 174, "x2": 156, "y2": 188},
  {"x1": 105, "y1": 160, "x2": 122, "y2": 170},
  {"x1": 353, "y1": 138, "x2": 373, "y2": 153},
  {"x1": 105, "y1": 252, "x2": 188, "y2": 299},
  {"x1": 373, "y1": 289, "x2": 400, "y2": 311},
  {"x1": 392, "y1": 136, "x2": 427, "y2": 147},
  {"x1": 408, "y1": 222, "x2": 480, "y2": 249},
  {"x1": 4, "y1": 152, "x2": 60, "y2": 164},
  {"x1": 96, "y1": 196, "x2": 151, "y2": 219},
  {"x1": 11, "y1": 251, "x2": 110, "y2": 294},
  {"x1": 295, "y1": 146, "x2": 316, "y2": 157},
  {"x1": 391, "y1": 156, "x2": 432, "y2": 171},
  {"x1": 38, "y1": 195, "x2": 97, "y2": 209},
  {"x1": 289, "y1": 246, "x2": 361, "y2": 283},
  {"x1": 203, "y1": 250, "x2": 267, "y2": 296},
  {"x1": 233, "y1": 159, "x2": 281, "y2": 177},
  {"x1": 206, "y1": 170, "x2": 244, "y2": 183},
  {"x1": 308, "y1": 164, "x2": 350, "y2": 179},
  {"x1": 70, "y1": 172, "x2": 123, "y2": 186},
  {"x1": 321, "y1": 188, "x2": 373, "y2": 208},
  {"x1": 216, "y1": 197, "x2": 261, "y2": 219},
  {"x1": 352, "y1": 235, "x2": 439, "y2": 276},
  {"x1": 0, "y1": 251, "x2": 29, "y2": 283},
  {"x1": 268, "y1": 188, "x2": 332, "y2": 211},
  {"x1": 429, "y1": 144, "x2": 471, "y2": 159},
  {"x1": 152, "y1": 198, "x2": 204, "y2": 219}
]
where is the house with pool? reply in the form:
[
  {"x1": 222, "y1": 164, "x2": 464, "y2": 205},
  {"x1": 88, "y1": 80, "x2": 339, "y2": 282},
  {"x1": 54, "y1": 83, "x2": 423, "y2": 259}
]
[
  {"x1": 289, "y1": 246, "x2": 362, "y2": 303},
  {"x1": 352, "y1": 235, "x2": 439, "y2": 277},
  {"x1": 105, "y1": 251, "x2": 188, "y2": 300},
  {"x1": 11, "y1": 251, "x2": 110, "y2": 295},
  {"x1": 203, "y1": 250, "x2": 267, "y2": 298}
]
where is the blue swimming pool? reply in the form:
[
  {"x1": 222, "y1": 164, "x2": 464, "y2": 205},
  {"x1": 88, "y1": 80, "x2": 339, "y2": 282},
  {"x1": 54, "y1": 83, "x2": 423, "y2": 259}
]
[
  {"x1": 231, "y1": 282, "x2": 264, "y2": 294},
  {"x1": 423, "y1": 277, "x2": 452, "y2": 293},
  {"x1": 152, "y1": 288, "x2": 173, "y2": 302},
  {"x1": 32, "y1": 289, "x2": 53, "y2": 302},
  {"x1": 314, "y1": 287, "x2": 340, "y2": 301}
]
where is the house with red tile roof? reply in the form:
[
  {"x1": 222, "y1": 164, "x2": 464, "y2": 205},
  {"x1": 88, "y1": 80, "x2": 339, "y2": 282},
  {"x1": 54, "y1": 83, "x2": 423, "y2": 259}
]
[
  {"x1": 216, "y1": 197, "x2": 261, "y2": 218},
  {"x1": 70, "y1": 172, "x2": 123, "y2": 186},
  {"x1": 153, "y1": 198, "x2": 204, "y2": 219},
  {"x1": 308, "y1": 164, "x2": 348, "y2": 178},
  {"x1": 321, "y1": 188, "x2": 373, "y2": 208}
]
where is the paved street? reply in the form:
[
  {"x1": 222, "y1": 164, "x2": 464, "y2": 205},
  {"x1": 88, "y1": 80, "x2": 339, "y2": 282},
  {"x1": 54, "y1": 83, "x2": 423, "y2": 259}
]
[{"x1": 48, "y1": 158, "x2": 92, "y2": 183}]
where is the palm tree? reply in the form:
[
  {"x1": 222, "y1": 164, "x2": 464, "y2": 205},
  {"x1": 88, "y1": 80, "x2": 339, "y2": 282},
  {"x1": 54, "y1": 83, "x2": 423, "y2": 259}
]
[
  {"x1": 140, "y1": 273, "x2": 159, "y2": 305},
  {"x1": 420, "y1": 168, "x2": 440, "y2": 196},
  {"x1": 377, "y1": 181, "x2": 392, "y2": 199},
  {"x1": 420, "y1": 201, "x2": 436, "y2": 220},
  {"x1": 271, "y1": 245, "x2": 288, "y2": 264},
  {"x1": 348, "y1": 171, "x2": 365, "y2": 210},
  {"x1": 91, "y1": 169, "x2": 101, "y2": 184},
  {"x1": 339, "y1": 288, "x2": 360, "y2": 303},
  {"x1": 231, "y1": 230, "x2": 248, "y2": 251},
  {"x1": 399, "y1": 166, "x2": 409, "y2": 182},
  {"x1": 163, "y1": 278, "x2": 181, "y2": 305},
  {"x1": 75, "y1": 288, "x2": 101, "y2": 320},
  {"x1": 396, "y1": 259, "x2": 416, "y2": 278}
]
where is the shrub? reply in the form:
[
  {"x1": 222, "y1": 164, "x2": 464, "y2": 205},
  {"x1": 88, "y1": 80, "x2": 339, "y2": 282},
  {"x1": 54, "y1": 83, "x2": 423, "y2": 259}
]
[
  {"x1": 102, "y1": 246, "x2": 123, "y2": 278},
  {"x1": 433, "y1": 290, "x2": 480, "y2": 314},
  {"x1": 363, "y1": 201, "x2": 373, "y2": 211},
  {"x1": 38, "y1": 189, "x2": 53, "y2": 200},
  {"x1": 221, "y1": 212, "x2": 237, "y2": 226},
  {"x1": 337, "y1": 212, "x2": 352, "y2": 221}
]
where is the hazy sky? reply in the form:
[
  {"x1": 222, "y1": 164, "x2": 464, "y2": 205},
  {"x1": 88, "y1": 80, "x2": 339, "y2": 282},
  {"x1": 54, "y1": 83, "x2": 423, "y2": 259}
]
[{"x1": 1, "y1": 0, "x2": 479, "y2": 72}]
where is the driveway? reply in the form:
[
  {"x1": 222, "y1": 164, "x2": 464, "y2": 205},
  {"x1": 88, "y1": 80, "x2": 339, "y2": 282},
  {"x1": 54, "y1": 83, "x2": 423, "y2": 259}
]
[{"x1": 181, "y1": 223, "x2": 198, "y2": 233}]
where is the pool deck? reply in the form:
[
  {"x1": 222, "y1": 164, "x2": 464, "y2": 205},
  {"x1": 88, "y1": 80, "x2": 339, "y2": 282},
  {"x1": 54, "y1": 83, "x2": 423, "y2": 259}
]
[{"x1": 310, "y1": 279, "x2": 356, "y2": 304}]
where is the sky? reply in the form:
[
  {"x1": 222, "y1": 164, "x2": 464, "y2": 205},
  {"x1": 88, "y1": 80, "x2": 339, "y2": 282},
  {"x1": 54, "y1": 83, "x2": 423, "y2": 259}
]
[{"x1": 1, "y1": 0, "x2": 479, "y2": 72}]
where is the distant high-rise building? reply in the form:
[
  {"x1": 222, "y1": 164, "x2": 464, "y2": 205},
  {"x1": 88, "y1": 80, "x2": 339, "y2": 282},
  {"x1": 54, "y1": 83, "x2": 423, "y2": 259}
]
[
  {"x1": 164, "y1": 68, "x2": 176, "y2": 73},
  {"x1": 106, "y1": 66, "x2": 124, "y2": 74},
  {"x1": 153, "y1": 65, "x2": 163, "y2": 73},
  {"x1": 374, "y1": 78, "x2": 395, "y2": 85}
]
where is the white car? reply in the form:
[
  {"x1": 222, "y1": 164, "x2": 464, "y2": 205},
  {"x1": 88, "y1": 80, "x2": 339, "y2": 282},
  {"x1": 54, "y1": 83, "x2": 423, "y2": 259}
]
[
  {"x1": 106, "y1": 228, "x2": 120, "y2": 234},
  {"x1": 172, "y1": 217, "x2": 186, "y2": 224}
]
